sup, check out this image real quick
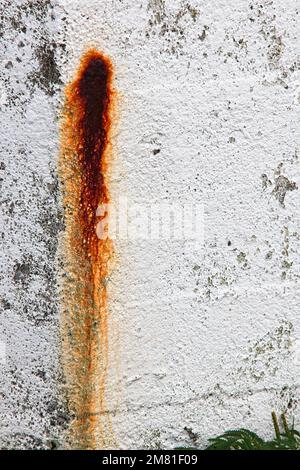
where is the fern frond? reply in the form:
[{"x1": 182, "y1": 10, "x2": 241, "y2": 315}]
[
  {"x1": 178, "y1": 412, "x2": 300, "y2": 450},
  {"x1": 206, "y1": 429, "x2": 265, "y2": 450}
]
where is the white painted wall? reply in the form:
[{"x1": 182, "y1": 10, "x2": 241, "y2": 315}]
[{"x1": 1, "y1": 0, "x2": 300, "y2": 449}]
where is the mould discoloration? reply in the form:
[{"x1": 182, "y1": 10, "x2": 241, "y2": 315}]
[
  {"x1": 272, "y1": 175, "x2": 297, "y2": 207},
  {"x1": 261, "y1": 162, "x2": 298, "y2": 208},
  {"x1": 261, "y1": 173, "x2": 272, "y2": 190},
  {"x1": 236, "y1": 251, "x2": 249, "y2": 269},
  {"x1": 0, "y1": 0, "x2": 68, "y2": 449},
  {"x1": 28, "y1": 41, "x2": 62, "y2": 96},
  {"x1": 247, "y1": 1, "x2": 285, "y2": 71},
  {"x1": 143, "y1": 428, "x2": 163, "y2": 449},
  {"x1": 0, "y1": 145, "x2": 63, "y2": 326},
  {"x1": 276, "y1": 386, "x2": 300, "y2": 415},
  {"x1": 236, "y1": 322, "x2": 293, "y2": 383},
  {"x1": 146, "y1": 1, "x2": 200, "y2": 55},
  {"x1": 13, "y1": 259, "x2": 32, "y2": 286},
  {"x1": 0, "y1": 0, "x2": 65, "y2": 109},
  {"x1": 184, "y1": 426, "x2": 199, "y2": 444},
  {"x1": 280, "y1": 226, "x2": 295, "y2": 280},
  {"x1": 192, "y1": 242, "x2": 238, "y2": 302}
]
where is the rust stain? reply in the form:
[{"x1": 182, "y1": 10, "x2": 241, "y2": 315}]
[{"x1": 59, "y1": 49, "x2": 116, "y2": 449}]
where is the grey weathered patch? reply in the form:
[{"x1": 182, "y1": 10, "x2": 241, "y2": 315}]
[
  {"x1": 280, "y1": 226, "x2": 294, "y2": 280},
  {"x1": 146, "y1": 1, "x2": 200, "y2": 55},
  {"x1": 13, "y1": 258, "x2": 33, "y2": 286},
  {"x1": 272, "y1": 175, "x2": 297, "y2": 207},
  {"x1": 0, "y1": 0, "x2": 64, "y2": 109},
  {"x1": 198, "y1": 26, "x2": 209, "y2": 42},
  {"x1": 0, "y1": 0, "x2": 69, "y2": 450},
  {"x1": 0, "y1": 432, "x2": 46, "y2": 450},
  {"x1": 27, "y1": 41, "x2": 62, "y2": 96},
  {"x1": 265, "y1": 250, "x2": 274, "y2": 260},
  {"x1": 184, "y1": 426, "x2": 199, "y2": 444},
  {"x1": 267, "y1": 33, "x2": 284, "y2": 70},
  {"x1": 235, "y1": 321, "x2": 293, "y2": 383},
  {"x1": 276, "y1": 386, "x2": 299, "y2": 414},
  {"x1": 261, "y1": 173, "x2": 272, "y2": 190},
  {"x1": 251, "y1": 0, "x2": 285, "y2": 70},
  {"x1": 142, "y1": 428, "x2": 164, "y2": 449},
  {"x1": 261, "y1": 160, "x2": 298, "y2": 208},
  {"x1": 236, "y1": 251, "x2": 249, "y2": 268},
  {"x1": 192, "y1": 242, "x2": 239, "y2": 302}
]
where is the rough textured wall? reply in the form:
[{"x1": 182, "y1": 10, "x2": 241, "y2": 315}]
[{"x1": 0, "y1": 0, "x2": 300, "y2": 449}]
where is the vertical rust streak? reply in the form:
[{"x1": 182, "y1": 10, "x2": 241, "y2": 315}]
[{"x1": 59, "y1": 49, "x2": 115, "y2": 449}]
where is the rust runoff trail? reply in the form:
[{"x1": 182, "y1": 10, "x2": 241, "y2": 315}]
[{"x1": 59, "y1": 49, "x2": 116, "y2": 449}]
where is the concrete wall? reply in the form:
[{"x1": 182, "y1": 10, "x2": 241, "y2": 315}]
[{"x1": 1, "y1": 0, "x2": 300, "y2": 449}]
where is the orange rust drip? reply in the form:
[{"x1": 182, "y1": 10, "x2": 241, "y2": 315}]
[{"x1": 59, "y1": 49, "x2": 116, "y2": 449}]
